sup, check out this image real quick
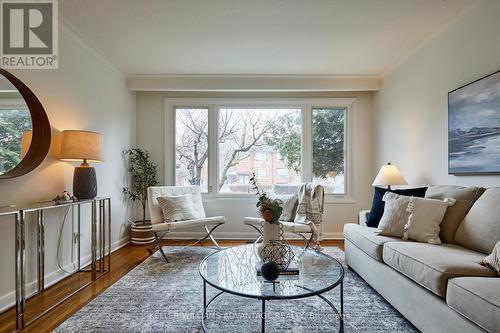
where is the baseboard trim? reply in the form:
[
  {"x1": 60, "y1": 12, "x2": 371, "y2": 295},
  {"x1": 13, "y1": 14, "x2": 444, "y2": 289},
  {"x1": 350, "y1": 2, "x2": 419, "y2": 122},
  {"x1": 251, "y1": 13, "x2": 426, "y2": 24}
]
[
  {"x1": 165, "y1": 231, "x2": 345, "y2": 240},
  {"x1": 0, "y1": 236, "x2": 130, "y2": 314}
]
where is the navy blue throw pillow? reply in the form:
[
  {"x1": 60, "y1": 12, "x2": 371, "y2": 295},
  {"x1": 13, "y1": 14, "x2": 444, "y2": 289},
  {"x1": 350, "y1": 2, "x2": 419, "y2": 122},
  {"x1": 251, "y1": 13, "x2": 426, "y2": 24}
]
[{"x1": 366, "y1": 186, "x2": 428, "y2": 228}]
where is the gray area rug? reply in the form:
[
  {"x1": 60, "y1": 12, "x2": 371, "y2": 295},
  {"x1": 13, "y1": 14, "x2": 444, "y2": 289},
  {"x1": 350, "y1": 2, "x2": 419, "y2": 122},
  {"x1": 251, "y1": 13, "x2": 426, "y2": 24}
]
[{"x1": 55, "y1": 246, "x2": 417, "y2": 332}]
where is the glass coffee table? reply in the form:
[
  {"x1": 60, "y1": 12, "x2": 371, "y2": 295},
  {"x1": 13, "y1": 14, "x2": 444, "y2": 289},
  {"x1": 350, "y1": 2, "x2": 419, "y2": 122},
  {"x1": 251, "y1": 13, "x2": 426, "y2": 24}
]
[{"x1": 199, "y1": 244, "x2": 344, "y2": 332}]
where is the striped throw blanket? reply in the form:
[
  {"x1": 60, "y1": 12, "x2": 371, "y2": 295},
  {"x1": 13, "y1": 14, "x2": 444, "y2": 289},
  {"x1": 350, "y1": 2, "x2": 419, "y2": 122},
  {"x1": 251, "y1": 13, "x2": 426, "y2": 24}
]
[{"x1": 293, "y1": 183, "x2": 325, "y2": 225}]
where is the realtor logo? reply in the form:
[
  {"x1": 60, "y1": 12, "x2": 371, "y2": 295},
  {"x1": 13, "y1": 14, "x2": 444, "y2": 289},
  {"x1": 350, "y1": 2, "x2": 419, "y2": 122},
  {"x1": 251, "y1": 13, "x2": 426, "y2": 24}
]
[{"x1": 1, "y1": 0, "x2": 58, "y2": 69}]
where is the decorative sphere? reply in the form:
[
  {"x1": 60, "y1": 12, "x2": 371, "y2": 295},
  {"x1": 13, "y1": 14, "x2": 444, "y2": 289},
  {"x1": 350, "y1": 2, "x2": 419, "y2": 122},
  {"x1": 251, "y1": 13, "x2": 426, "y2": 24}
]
[{"x1": 261, "y1": 261, "x2": 280, "y2": 281}]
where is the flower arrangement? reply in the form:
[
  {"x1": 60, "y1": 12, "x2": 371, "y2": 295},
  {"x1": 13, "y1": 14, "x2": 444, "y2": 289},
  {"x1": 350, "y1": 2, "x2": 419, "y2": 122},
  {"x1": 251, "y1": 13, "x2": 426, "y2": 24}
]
[{"x1": 250, "y1": 173, "x2": 283, "y2": 224}]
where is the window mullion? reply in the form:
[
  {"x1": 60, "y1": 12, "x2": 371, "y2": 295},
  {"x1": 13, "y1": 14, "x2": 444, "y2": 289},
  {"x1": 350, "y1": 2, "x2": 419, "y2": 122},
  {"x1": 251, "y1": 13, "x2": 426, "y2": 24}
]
[
  {"x1": 302, "y1": 105, "x2": 313, "y2": 183},
  {"x1": 207, "y1": 105, "x2": 218, "y2": 195},
  {"x1": 165, "y1": 103, "x2": 175, "y2": 185}
]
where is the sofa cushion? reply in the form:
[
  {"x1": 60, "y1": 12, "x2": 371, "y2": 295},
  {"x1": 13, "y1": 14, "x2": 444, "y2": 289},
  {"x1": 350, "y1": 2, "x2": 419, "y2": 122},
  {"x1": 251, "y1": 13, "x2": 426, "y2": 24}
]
[
  {"x1": 383, "y1": 242, "x2": 497, "y2": 298},
  {"x1": 366, "y1": 186, "x2": 427, "y2": 227},
  {"x1": 377, "y1": 192, "x2": 412, "y2": 238},
  {"x1": 344, "y1": 224, "x2": 404, "y2": 261},
  {"x1": 403, "y1": 196, "x2": 456, "y2": 244},
  {"x1": 425, "y1": 185, "x2": 485, "y2": 243},
  {"x1": 455, "y1": 187, "x2": 500, "y2": 254},
  {"x1": 482, "y1": 240, "x2": 500, "y2": 275},
  {"x1": 447, "y1": 277, "x2": 500, "y2": 333}
]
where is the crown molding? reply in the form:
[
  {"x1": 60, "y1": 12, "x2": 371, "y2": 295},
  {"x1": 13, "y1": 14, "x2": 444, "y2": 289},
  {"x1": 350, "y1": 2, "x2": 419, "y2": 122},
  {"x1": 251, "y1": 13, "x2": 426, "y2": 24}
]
[
  {"x1": 381, "y1": 0, "x2": 484, "y2": 76},
  {"x1": 59, "y1": 17, "x2": 126, "y2": 76},
  {"x1": 126, "y1": 74, "x2": 382, "y2": 92}
]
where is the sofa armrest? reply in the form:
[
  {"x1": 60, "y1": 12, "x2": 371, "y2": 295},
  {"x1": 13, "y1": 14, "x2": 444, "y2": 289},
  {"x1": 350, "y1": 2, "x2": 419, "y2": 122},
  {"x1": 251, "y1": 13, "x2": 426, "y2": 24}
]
[{"x1": 358, "y1": 210, "x2": 370, "y2": 226}]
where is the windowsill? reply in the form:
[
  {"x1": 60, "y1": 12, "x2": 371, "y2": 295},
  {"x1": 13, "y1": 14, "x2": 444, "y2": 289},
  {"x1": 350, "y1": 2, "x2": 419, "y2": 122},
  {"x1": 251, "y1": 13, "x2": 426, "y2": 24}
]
[
  {"x1": 201, "y1": 193, "x2": 356, "y2": 204},
  {"x1": 324, "y1": 195, "x2": 356, "y2": 204}
]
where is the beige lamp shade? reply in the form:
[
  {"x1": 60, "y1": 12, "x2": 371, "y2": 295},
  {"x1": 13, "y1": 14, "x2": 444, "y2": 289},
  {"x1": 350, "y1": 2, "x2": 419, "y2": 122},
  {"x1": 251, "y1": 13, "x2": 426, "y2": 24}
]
[
  {"x1": 60, "y1": 130, "x2": 104, "y2": 162},
  {"x1": 372, "y1": 163, "x2": 407, "y2": 187},
  {"x1": 20, "y1": 130, "x2": 32, "y2": 159}
]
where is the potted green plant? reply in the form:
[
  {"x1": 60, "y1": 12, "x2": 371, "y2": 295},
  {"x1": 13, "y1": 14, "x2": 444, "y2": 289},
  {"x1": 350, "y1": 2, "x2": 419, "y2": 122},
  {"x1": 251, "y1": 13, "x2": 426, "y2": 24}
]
[{"x1": 123, "y1": 148, "x2": 159, "y2": 245}]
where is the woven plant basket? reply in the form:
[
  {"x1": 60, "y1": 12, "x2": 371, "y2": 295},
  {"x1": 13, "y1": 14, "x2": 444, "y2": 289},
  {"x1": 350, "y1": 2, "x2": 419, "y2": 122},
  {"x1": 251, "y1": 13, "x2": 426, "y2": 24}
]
[{"x1": 130, "y1": 220, "x2": 155, "y2": 245}]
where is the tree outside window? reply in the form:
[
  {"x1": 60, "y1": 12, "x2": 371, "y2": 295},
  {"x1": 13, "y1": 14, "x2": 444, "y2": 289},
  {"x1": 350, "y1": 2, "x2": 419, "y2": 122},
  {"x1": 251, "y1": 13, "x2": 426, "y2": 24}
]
[
  {"x1": 174, "y1": 105, "x2": 346, "y2": 195},
  {"x1": 0, "y1": 108, "x2": 32, "y2": 175}
]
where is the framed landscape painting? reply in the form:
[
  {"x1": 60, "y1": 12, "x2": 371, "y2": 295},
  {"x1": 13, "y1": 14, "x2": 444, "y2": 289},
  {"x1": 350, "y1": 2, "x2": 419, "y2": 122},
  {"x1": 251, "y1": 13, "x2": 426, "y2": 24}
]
[{"x1": 449, "y1": 70, "x2": 500, "y2": 174}]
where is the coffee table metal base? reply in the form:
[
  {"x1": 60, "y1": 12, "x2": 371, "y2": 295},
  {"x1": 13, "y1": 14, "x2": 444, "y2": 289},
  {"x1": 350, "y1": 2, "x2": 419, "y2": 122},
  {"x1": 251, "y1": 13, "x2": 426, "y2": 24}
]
[{"x1": 201, "y1": 280, "x2": 344, "y2": 333}]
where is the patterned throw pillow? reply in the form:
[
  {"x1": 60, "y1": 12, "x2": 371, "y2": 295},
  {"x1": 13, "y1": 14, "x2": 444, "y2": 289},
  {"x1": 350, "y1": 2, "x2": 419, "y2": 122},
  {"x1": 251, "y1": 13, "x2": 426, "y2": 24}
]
[
  {"x1": 482, "y1": 241, "x2": 500, "y2": 275},
  {"x1": 269, "y1": 193, "x2": 298, "y2": 222},
  {"x1": 377, "y1": 192, "x2": 412, "y2": 238},
  {"x1": 157, "y1": 194, "x2": 199, "y2": 222},
  {"x1": 403, "y1": 196, "x2": 456, "y2": 244},
  {"x1": 366, "y1": 186, "x2": 428, "y2": 227}
]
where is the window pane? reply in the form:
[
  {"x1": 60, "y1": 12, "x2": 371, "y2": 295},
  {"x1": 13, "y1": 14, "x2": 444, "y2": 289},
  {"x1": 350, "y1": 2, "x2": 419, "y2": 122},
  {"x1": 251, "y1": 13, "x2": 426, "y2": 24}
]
[
  {"x1": 0, "y1": 108, "x2": 31, "y2": 175},
  {"x1": 312, "y1": 108, "x2": 346, "y2": 194},
  {"x1": 175, "y1": 108, "x2": 208, "y2": 192},
  {"x1": 218, "y1": 108, "x2": 302, "y2": 193}
]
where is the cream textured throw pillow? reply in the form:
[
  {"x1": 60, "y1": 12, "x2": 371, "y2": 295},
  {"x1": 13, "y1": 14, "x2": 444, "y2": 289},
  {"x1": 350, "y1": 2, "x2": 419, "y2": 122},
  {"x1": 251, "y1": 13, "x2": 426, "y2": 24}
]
[
  {"x1": 157, "y1": 194, "x2": 200, "y2": 222},
  {"x1": 403, "y1": 197, "x2": 456, "y2": 244},
  {"x1": 482, "y1": 240, "x2": 500, "y2": 275},
  {"x1": 377, "y1": 192, "x2": 412, "y2": 238},
  {"x1": 269, "y1": 193, "x2": 298, "y2": 222}
]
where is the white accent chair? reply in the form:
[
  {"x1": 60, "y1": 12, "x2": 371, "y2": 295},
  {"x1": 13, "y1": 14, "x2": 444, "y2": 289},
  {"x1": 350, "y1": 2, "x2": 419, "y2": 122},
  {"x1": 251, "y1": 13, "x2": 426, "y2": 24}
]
[
  {"x1": 243, "y1": 184, "x2": 325, "y2": 250},
  {"x1": 147, "y1": 186, "x2": 225, "y2": 262}
]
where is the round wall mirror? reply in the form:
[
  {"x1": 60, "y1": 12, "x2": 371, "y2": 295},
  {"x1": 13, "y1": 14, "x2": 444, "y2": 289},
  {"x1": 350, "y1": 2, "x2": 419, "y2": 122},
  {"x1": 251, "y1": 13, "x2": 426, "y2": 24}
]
[{"x1": 0, "y1": 69, "x2": 51, "y2": 178}]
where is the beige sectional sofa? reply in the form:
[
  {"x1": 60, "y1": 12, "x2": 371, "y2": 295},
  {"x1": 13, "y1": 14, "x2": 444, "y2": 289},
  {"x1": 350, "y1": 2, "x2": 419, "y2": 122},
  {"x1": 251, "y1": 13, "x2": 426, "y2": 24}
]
[{"x1": 344, "y1": 185, "x2": 500, "y2": 333}]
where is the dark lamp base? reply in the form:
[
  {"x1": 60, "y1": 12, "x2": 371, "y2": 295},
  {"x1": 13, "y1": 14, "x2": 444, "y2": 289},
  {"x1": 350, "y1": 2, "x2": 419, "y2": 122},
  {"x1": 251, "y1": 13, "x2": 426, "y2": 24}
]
[{"x1": 73, "y1": 166, "x2": 97, "y2": 200}]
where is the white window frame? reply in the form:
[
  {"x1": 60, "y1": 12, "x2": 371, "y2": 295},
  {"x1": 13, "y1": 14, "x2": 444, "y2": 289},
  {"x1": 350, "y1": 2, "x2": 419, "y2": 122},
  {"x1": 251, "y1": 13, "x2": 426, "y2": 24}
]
[{"x1": 164, "y1": 98, "x2": 356, "y2": 203}]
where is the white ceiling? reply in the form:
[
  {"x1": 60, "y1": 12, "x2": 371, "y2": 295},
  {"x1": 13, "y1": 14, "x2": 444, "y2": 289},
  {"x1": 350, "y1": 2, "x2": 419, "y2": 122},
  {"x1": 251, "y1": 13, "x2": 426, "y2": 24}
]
[{"x1": 59, "y1": 0, "x2": 477, "y2": 75}]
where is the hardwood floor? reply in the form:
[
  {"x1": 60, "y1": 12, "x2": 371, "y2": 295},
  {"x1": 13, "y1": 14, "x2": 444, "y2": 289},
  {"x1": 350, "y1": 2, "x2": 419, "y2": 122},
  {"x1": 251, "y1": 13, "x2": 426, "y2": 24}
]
[{"x1": 0, "y1": 239, "x2": 344, "y2": 333}]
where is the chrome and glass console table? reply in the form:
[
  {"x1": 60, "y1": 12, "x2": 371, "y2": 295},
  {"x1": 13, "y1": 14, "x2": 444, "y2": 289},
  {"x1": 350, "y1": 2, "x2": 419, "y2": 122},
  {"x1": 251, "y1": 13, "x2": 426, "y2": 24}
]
[{"x1": 0, "y1": 197, "x2": 111, "y2": 331}]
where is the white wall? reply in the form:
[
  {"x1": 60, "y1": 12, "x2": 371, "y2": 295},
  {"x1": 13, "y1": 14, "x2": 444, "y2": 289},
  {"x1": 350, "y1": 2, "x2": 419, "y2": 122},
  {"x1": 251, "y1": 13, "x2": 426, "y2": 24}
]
[
  {"x1": 136, "y1": 91, "x2": 374, "y2": 239},
  {"x1": 374, "y1": 0, "x2": 500, "y2": 187},
  {"x1": 0, "y1": 24, "x2": 136, "y2": 310}
]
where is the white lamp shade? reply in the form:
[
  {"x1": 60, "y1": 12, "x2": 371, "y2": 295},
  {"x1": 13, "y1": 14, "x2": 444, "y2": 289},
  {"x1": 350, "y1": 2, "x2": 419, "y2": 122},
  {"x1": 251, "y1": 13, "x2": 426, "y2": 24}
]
[
  {"x1": 60, "y1": 130, "x2": 104, "y2": 162},
  {"x1": 372, "y1": 163, "x2": 407, "y2": 187}
]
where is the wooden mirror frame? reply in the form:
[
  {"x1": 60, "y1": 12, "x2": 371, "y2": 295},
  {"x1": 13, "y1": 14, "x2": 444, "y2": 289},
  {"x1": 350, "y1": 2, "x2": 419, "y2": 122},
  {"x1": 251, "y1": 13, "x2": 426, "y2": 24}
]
[{"x1": 0, "y1": 69, "x2": 51, "y2": 179}]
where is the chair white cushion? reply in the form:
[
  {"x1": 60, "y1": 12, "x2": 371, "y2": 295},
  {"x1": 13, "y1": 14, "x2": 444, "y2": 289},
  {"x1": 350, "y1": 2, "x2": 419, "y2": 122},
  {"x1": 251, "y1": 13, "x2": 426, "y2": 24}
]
[
  {"x1": 158, "y1": 195, "x2": 201, "y2": 222},
  {"x1": 152, "y1": 216, "x2": 225, "y2": 232},
  {"x1": 243, "y1": 217, "x2": 265, "y2": 226},
  {"x1": 243, "y1": 218, "x2": 312, "y2": 233},
  {"x1": 268, "y1": 193, "x2": 298, "y2": 222},
  {"x1": 281, "y1": 221, "x2": 312, "y2": 233},
  {"x1": 148, "y1": 186, "x2": 206, "y2": 224}
]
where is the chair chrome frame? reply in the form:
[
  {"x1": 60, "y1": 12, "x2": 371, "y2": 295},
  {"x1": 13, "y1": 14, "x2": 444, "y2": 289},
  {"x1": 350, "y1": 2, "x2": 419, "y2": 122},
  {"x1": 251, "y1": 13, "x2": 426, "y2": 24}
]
[
  {"x1": 295, "y1": 230, "x2": 316, "y2": 250},
  {"x1": 148, "y1": 223, "x2": 224, "y2": 263}
]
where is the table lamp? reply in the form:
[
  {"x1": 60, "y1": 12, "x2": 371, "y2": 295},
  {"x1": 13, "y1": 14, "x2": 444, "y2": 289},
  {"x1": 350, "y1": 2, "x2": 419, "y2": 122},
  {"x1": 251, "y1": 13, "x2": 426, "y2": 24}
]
[
  {"x1": 372, "y1": 163, "x2": 407, "y2": 190},
  {"x1": 60, "y1": 130, "x2": 104, "y2": 200}
]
